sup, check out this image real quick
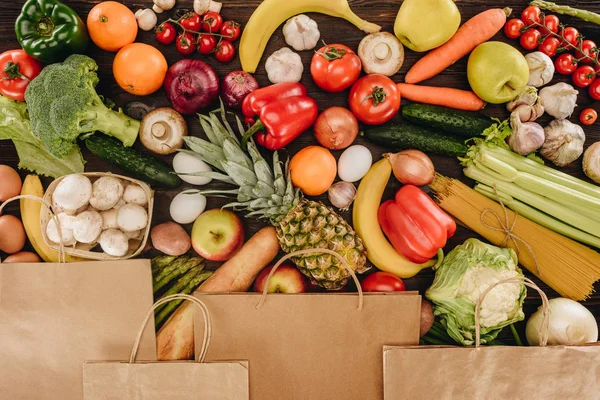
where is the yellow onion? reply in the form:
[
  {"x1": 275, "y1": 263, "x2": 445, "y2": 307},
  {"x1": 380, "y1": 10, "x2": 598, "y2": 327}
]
[{"x1": 385, "y1": 150, "x2": 435, "y2": 186}]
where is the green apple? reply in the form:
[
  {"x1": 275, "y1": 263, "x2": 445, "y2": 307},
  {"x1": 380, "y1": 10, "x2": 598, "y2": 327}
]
[
  {"x1": 394, "y1": 0, "x2": 460, "y2": 53},
  {"x1": 467, "y1": 42, "x2": 530, "y2": 104}
]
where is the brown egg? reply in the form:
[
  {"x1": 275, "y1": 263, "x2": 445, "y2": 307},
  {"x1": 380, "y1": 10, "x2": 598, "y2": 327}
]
[
  {"x1": 3, "y1": 251, "x2": 41, "y2": 263},
  {"x1": 0, "y1": 165, "x2": 22, "y2": 203},
  {"x1": 0, "y1": 215, "x2": 26, "y2": 254}
]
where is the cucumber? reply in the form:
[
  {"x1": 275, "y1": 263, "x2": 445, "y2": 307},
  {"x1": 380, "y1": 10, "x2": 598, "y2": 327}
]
[
  {"x1": 364, "y1": 123, "x2": 467, "y2": 157},
  {"x1": 85, "y1": 134, "x2": 181, "y2": 188},
  {"x1": 402, "y1": 104, "x2": 493, "y2": 138}
]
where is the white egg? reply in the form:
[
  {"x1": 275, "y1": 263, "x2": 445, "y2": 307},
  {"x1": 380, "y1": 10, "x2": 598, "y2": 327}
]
[
  {"x1": 172, "y1": 152, "x2": 213, "y2": 185},
  {"x1": 338, "y1": 145, "x2": 373, "y2": 183},
  {"x1": 170, "y1": 190, "x2": 207, "y2": 224}
]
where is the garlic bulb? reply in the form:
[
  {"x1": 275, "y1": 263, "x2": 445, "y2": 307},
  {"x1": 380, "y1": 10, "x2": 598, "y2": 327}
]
[
  {"x1": 265, "y1": 47, "x2": 304, "y2": 84},
  {"x1": 328, "y1": 182, "x2": 356, "y2": 211},
  {"x1": 507, "y1": 86, "x2": 544, "y2": 122},
  {"x1": 508, "y1": 112, "x2": 545, "y2": 155},
  {"x1": 525, "y1": 52, "x2": 555, "y2": 88},
  {"x1": 583, "y1": 142, "x2": 600, "y2": 184},
  {"x1": 283, "y1": 15, "x2": 320, "y2": 51},
  {"x1": 513, "y1": 103, "x2": 544, "y2": 123},
  {"x1": 541, "y1": 119, "x2": 585, "y2": 166},
  {"x1": 539, "y1": 83, "x2": 578, "y2": 120}
]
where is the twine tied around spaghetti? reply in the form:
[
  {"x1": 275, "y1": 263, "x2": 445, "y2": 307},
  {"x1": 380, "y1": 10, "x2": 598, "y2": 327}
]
[
  {"x1": 480, "y1": 185, "x2": 541, "y2": 277},
  {"x1": 255, "y1": 248, "x2": 364, "y2": 311}
]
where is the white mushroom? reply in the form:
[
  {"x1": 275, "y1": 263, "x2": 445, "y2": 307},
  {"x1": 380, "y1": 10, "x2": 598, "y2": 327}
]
[
  {"x1": 135, "y1": 9, "x2": 158, "y2": 32},
  {"x1": 283, "y1": 15, "x2": 320, "y2": 51},
  {"x1": 98, "y1": 229, "x2": 129, "y2": 257},
  {"x1": 152, "y1": 0, "x2": 175, "y2": 13},
  {"x1": 100, "y1": 209, "x2": 119, "y2": 230},
  {"x1": 117, "y1": 204, "x2": 148, "y2": 232},
  {"x1": 89, "y1": 176, "x2": 124, "y2": 211},
  {"x1": 358, "y1": 32, "x2": 405, "y2": 76},
  {"x1": 152, "y1": 4, "x2": 164, "y2": 13},
  {"x1": 193, "y1": 0, "x2": 222, "y2": 14},
  {"x1": 265, "y1": 47, "x2": 303, "y2": 84},
  {"x1": 140, "y1": 108, "x2": 188, "y2": 155},
  {"x1": 113, "y1": 199, "x2": 127, "y2": 210},
  {"x1": 123, "y1": 184, "x2": 148, "y2": 206},
  {"x1": 52, "y1": 174, "x2": 92, "y2": 215},
  {"x1": 45, "y1": 213, "x2": 77, "y2": 246},
  {"x1": 73, "y1": 211, "x2": 103, "y2": 244},
  {"x1": 123, "y1": 229, "x2": 141, "y2": 239}
]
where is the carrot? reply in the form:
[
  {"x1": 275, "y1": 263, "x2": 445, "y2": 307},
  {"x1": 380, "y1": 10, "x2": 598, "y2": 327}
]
[
  {"x1": 156, "y1": 227, "x2": 281, "y2": 361},
  {"x1": 397, "y1": 83, "x2": 486, "y2": 111},
  {"x1": 405, "y1": 8, "x2": 511, "y2": 84}
]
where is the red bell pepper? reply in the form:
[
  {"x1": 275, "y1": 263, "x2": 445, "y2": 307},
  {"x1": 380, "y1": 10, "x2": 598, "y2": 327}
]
[
  {"x1": 378, "y1": 185, "x2": 456, "y2": 264},
  {"x1": 241, "y1": 82, "x2": 318, "y2": 150}
]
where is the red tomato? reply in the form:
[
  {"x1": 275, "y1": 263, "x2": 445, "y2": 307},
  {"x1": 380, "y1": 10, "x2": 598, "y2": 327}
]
[
  {"x1": 521, "y1": 6, "x2": 542, "y2": 25},
  {"x1": 201, "y1": 12, "x2": 224, "y2": 33},
  {"x1": 520, "y1": 29, "x2": 541, "y2": 51},
  {"x1": 180, "y1": 12, "x2": 202, "y2": 32},
  {"x1": 572, "y1": 65, "x2": 596, "y2": 87},
  {"x1": 215, "y1": 40, "x2": 236, "y2": 62},
  {"x1": 539, "y1": 37, "x2": 560, "y2": 57},
  {"x1": 348, "y1": 74, "x2": 401, "y2": 125},
  {"x1": 361, "y1": 272, "x2": 406, "y2": 293},
  {"x1": 176, "y1": 32, "x2": 196, "y2": 56},
  {"x1": 561, "y1": 27, "x2": 580, "y2": 49},
  {"x1": 198, "y1": 34, "x2": 217, "y2": 54},
  {"x1": 589, "y1": 79, "x2": 600, "y2": 100},
  {"x1": 0, "y1": 49, "x2": 43, "y2": 101},
  {"x1": 555, "y1": 53, "x2": 578, "y2": 75},
  {"x1": 575, "y1": 40, "x2": 598, "y2": 64},
  {"x1": 539, "y1": 14, "x2": 560, "y2": 35},
  {"x1": 220, "y1": 20, "x2": 241, "y2": 41},
  {"x1": 504, "y1": 18, "x2": 525, "y2": 39},
  {"x1": 580, "y1": 108, "x2": 598, "y2": 126},
  {"x1": 310, "y1": 44, "x2": 362, "y2": 93},
  {"x1": 155, "y1": 22, "x2": 177, "y2": 45}
]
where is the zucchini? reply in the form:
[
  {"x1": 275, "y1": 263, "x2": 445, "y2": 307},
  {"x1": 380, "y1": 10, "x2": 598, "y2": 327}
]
[
  {"x1": 364, "y1": 123, "x2": 467, "y2": 157},
  {"x1": 402, "y1": 104, "x2": 493, "y2": 138},
  {"x1": 85, "y1": 134, "x2": 181, "y2": 188}
]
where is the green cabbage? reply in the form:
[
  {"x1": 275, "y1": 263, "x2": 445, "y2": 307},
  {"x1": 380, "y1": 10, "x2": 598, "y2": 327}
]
[{"x1": 426, "y1": 238, "x2": 527, "y2": 346}]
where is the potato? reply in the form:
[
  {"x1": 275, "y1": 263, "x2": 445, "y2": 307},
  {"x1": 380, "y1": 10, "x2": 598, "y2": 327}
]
[{"x1": 151, "y1": 222, "x2": 191, "y2": 256}]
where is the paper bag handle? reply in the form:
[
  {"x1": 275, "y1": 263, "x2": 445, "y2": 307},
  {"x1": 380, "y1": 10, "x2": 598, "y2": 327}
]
[
  {"x1": 255, "y1": 249, "x2": 364, "y2": 311},
  {"x1": 0, "y1": 195, "x2": 67, "y2": 263},
  {"x1": 474, "y1": 277, "x2": 550, "y2": 347},
  {"x1": 130, "y1": 294, "x2": 212, "y2": 363}
]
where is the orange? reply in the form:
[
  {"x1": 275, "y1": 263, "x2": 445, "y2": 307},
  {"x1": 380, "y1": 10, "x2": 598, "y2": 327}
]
[
  {"x1": 113, "y1": 43, "x2": 168, "y2": 96},
  {"x1": 289, "y1": 146, "x2": 337, "y2": 196},
  {"x1": 87, "y1": 1, "x2": 137, "y2": 52}
]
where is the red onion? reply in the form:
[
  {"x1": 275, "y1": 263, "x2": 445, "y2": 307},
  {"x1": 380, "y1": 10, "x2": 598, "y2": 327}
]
[
  {"x1": 221, "y1": 71, "x2": 259, "y2": 109},
  {"x1": 163, "y1": 59, "x2": 219, "y2": 115}
]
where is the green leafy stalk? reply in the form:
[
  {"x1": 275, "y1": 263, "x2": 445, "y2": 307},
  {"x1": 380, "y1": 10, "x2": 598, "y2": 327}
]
[
  {"x1": 510, "y1": 324, "x2": 524, "y2": 346},
  {"x1": 530, "y1": 1, "x2": 600, "y2": 25}
]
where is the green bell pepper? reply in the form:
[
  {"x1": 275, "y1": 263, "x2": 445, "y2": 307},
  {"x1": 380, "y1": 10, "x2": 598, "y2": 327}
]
[{"x1": 15, "y1": 0, "x2": 89, "y2": 64}]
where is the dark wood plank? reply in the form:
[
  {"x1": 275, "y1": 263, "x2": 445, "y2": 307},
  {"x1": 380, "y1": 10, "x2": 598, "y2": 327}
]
[{"x1": 1, "y1": 0, "x2": 599, "y2": 337}]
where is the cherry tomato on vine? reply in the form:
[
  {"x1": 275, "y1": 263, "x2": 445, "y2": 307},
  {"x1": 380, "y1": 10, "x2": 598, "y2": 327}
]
[
  {"x1": 572, "y1": 65, "x2": 596, "y2": 88},
  {"x1": 561, "y1": 27, "x2": 580, "y2": 49},
  {"x1": 539, "y1": 37, "x2": 561, "y2": 57},
  {"x1": 504, "y1": 18, "x2": 525, "y2": 39},
  {"x1": 176, "y1": 32, "x2": 196, "y2": 56},
  {"x1": 215, "y1": 40, "x2": 236, "y2": 62},
  {"x1": 580, "y1": 108, "x2": 598, "y2": 126},
  {"x1": 220, "y1": 20, "x2": 242, "y2": 41},
  {"x1": 555, "y1": 53, "x2": 578, "y2": 74},
  {"x1": 348, "y1": 74, "x2": 401, "y2": 125},
  {"x1": 520, "y1": 29, "x2": 542, "y2": 51},
  {"x1": 521, "y1": 6, "x2": 542, "y2": 25},
  {"x1": 198, "y1": 34, "x2": 217, "y2": 54},
  {"x1": 575, "y1": 40, "x2": 598, "y2": 64},
  {"x1": 0, "y1": 49, "x2": 42, "y2": 101},
  {"x1": 155, "y1": 22, "x2": 177, "y2": 45},
  {"x1": 539, "y1": 14, "x2": 560, "y2": 35},
  {"x1": 180, "y1": 12, "x2": 202, "y2": 32},
  {"x1": 201, "y1": 12, "x2": 224, "y2": 33},
  {"x1": 589, "y1": 79, "x2": 600, "y2": 100}
]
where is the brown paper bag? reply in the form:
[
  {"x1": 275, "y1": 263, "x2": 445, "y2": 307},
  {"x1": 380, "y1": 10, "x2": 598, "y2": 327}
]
[
  {"x1": 84, "y1": 294, "x2": 249, "y2": 400},
  {"x1": 0, "y1": 260, "x2": 157, "y2": 400},
  {"x1": 383, "y1": 278, "x2": 600, "y2": 400},
  {"x1": 194, "y1": 250, "x2": 422, "y2": 400}
]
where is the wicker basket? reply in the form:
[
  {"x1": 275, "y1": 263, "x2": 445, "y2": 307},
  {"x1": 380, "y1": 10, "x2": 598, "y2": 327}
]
[{"x1": 40, "y1": 172, "x2": 154, "y2": 261}]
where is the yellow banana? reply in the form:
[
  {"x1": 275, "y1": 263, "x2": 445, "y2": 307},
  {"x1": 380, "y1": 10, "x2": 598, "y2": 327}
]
[
  {"x1": 20, "y1": 175, "x2": 83, "y2": 263},
  {"x1": 239, "y1": 0, "x2": 381, "y2": 73},
  {"x1": 353, "y1": 159, "x2": 436, "y2": 278}
]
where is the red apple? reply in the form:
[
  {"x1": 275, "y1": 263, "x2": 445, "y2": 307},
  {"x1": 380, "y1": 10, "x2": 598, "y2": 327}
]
[
  {"x1": 253, "y1": 263, "x2": 307, "y2": 293},
  {"x1": 191, "y1": 209, "x2": 244, "y2": 261}
]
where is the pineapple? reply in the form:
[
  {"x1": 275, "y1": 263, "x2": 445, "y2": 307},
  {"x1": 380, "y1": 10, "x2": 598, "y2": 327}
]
[{"x1": 184, "y1": 104, "x2": 368, "y2": 290}]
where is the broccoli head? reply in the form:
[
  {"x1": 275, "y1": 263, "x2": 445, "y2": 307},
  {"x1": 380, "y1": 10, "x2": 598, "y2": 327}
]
[{"x1": 24, "y1": 54, "x2": 140, "y2": 159}]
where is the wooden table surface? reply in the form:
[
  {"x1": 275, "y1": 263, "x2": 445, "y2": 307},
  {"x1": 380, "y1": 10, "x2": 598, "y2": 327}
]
[{"x1": 1, "y1": 0, "x2": 599, "y2": 337}]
